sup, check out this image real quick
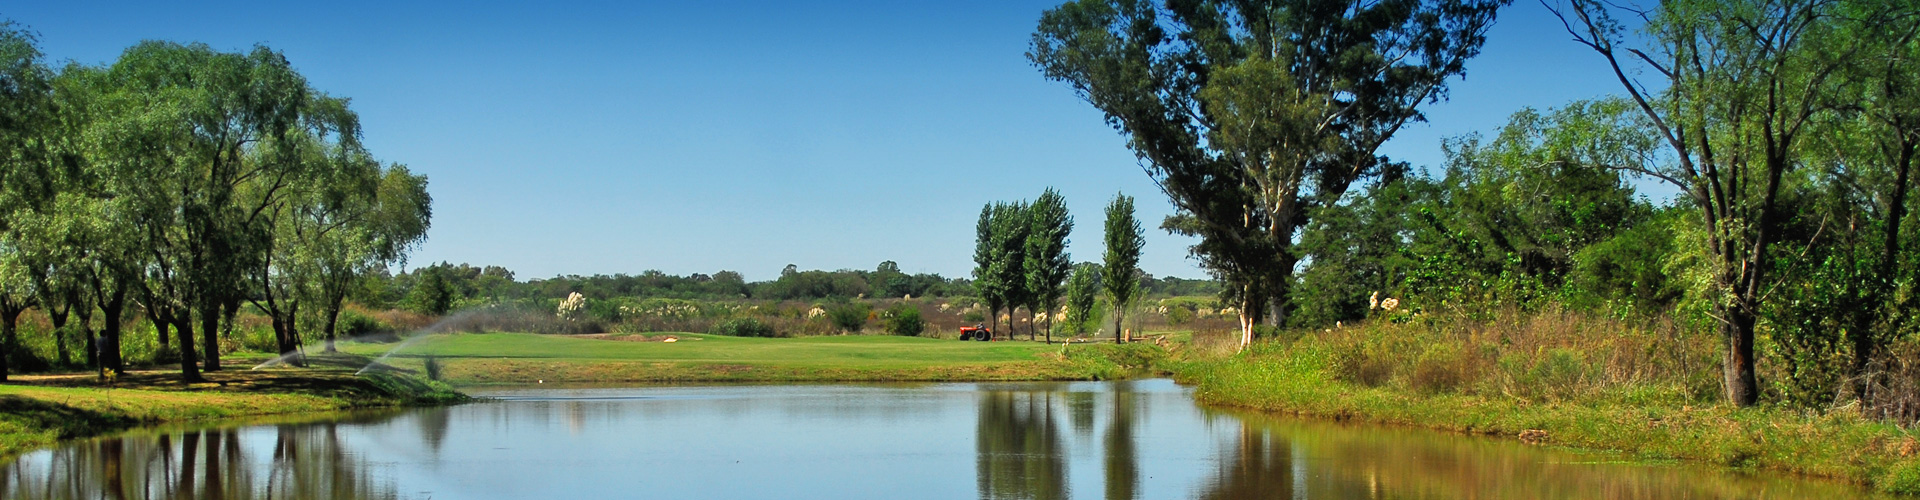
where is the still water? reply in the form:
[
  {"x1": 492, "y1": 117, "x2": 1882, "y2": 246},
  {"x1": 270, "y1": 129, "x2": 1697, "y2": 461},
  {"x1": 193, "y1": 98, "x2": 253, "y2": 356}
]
[{"x1": 0, "y1": 380, "x2": 1887, "y2": 499}]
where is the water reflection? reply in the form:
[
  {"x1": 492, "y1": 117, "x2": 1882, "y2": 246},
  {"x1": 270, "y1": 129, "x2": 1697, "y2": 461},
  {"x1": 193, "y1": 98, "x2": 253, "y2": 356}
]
[
  {"x1": 977, "y1": 390, "x2": 1069, "y2": 500},
  {"x1": 0, "y1": 381, "x2": 1891, "y2": 500},
  {"x1": 2, "y1": 424, "x2": 398, "y2": 500}
]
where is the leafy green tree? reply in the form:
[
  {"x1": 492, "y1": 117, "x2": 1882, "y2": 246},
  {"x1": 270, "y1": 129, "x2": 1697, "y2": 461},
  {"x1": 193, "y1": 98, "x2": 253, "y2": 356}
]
[
  {"x1": 1064, "y1": 262, "x2": 1100, "y2": 335},
  {"x1": 1024, "y1": 188, "x2": 1072, "y2": 342},
  {"x1": 406, "y1": 267, "x2": 455, "y2": 316},
  {"x1": 1032, "y1": 0, "x2": 1507, "y2": 348},
  {"x1": 1552, "y1": 0, "x2": 1890, "y2": 406},
  {"x1": 1102, "y1": 194, "x2": 1142, "y2": 343},
  {"x1": 0, "y1": 21, "x2": 54, "y2": 379},
  {"x1": 974, "y1": 201, "x2": 1031, "y2": 335},
  {"x1": 87, "y1": 42, "x2": 343, "y2": 379}
]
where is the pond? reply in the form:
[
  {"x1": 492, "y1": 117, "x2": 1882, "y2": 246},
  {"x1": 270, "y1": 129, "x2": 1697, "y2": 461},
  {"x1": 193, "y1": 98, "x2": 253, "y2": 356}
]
[{"x1": 0, "y1": 380, "x2": 1887, "y2": 499}]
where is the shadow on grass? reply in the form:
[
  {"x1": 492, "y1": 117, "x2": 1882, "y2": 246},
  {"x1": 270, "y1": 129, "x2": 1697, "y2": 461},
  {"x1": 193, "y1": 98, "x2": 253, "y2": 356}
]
[{"x1": 0, "y1": 395, "x2": 134, "y2": 439}]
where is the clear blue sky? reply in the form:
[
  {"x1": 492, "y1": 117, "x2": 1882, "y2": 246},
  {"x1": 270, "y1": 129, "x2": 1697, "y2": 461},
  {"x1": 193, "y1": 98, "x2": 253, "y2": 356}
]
[{"x1": 7, "y1": 1, "x2": 1631, "y2": 282}]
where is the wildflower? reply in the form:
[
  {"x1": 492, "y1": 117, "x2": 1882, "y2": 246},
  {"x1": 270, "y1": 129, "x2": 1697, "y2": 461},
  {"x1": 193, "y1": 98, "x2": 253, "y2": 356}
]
[
  {"x1": 1381, "y1": 298, "x2": 1400, "y2": 311},
  {"x1": 807, "y1": 307, "x2": 826, "y2": 319},
  {"x1": 1369, "y1": 291, "x2": 1379, "y2": 310}
]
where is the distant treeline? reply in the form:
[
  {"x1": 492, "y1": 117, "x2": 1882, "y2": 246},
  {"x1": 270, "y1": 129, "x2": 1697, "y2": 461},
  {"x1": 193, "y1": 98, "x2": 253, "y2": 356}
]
[{"x1": 362, "y1": 261, "x2": 1220, "y2": 315}]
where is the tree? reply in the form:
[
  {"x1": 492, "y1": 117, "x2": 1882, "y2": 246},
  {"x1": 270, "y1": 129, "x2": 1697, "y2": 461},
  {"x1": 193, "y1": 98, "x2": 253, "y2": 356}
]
[
  {"x1": 312, "y1": 164, "x2": 430, "y2": 352},
  {"x1": 89, "y1": 42, "x2": 340, "y2": 380},
  {"x1": 974, "y1": 201, "x2": 1032, "y2": 336},
  {"x1": 0, "y1": 21, "x2": 55, "y2": 380},
  {"x1": 1102, "y1": 194, "x2": 1142, "y2": 343},
  {"x1": 1550, "y1": 0, "x2": 1884, "y2": 406},
  {"x1": 1064, "y1": 262, "x2": 1101, "y2": 335},
  {"x1": 1024, "y1": 188, "x2": 1073, "y2": 342},
  {"x1": 406, "y1": 266, "x2": 455, "y2": 316},
  {"x1": 1032, "y1": 0, "x2": 1507, "y2": 348}
]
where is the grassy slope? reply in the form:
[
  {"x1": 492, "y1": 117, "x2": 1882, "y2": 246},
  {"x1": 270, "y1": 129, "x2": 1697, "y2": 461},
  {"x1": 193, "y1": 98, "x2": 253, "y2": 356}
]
[
  {"x1": 338, "y1": 333, "x2": 1158, "y2": 384},
  {"x1": 1167, "y1": 343, "x2": 1920, "y2": 495},
  {"x1": 0, "y1": 364, "x2": 467, "y2": 459}
]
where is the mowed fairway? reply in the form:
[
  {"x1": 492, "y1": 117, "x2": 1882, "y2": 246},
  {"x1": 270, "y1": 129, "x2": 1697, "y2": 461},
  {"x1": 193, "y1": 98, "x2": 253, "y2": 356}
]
[{"x1": 337, "y1": 333, "x2": 1112, "y2": 384}]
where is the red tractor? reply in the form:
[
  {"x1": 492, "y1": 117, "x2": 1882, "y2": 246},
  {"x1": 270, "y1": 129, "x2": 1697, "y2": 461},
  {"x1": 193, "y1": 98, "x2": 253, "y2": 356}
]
[{"x1": 958, "y1": 324, "x2": 994, "y2": 341}]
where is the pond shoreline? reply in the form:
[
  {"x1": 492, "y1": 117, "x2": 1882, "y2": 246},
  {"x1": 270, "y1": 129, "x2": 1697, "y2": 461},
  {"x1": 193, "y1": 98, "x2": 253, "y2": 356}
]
[
  {"x1": 0, "y1": 368, "x2": 467, "y2": 459},
  {"x1": 1165, "y1": 354, "x2": 1920, "y2": 495}
]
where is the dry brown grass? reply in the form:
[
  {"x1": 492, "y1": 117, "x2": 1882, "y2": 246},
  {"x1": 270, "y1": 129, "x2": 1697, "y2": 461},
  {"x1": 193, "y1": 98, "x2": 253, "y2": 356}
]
[{"x1": 1315, "y1": 306, "x2": 1718, "y2": 403}]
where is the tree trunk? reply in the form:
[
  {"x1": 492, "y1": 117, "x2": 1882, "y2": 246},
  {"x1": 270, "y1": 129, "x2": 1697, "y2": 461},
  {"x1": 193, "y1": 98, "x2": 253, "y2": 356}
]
[
  {"x1": 100, "y1": 285, "x2": 127, "y2": 375},
  {"x1": 0, "y1": 306, "x2": 21, "y2": 382},
  {"x1": 155, "y1": 314, "x2": 169, "y2": 348},
  {"x1": 322, "y1": 304, "x2": 342, "y2": 353},
  {"x1": 49, "y1": 300, "x2": 71, "y2": 367},
  {"x1": 174, "y1": 312, "x2": 202, "y2": 383},
  {"x1": 75, "y1": 303, "x2": 97, "y2": 371},
  {"x1": 1723, "y1": 303, "x2": 1760, "y2": 406},
  {"x1": 200, "y1": 301, "x2": 221, "y2": 372}
]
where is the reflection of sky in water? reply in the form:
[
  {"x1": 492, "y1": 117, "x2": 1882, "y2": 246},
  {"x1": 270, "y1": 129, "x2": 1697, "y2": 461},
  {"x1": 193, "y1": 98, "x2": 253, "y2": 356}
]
[{"x1": 1, "y1": 380, "x2": 1892, "y2": 499}]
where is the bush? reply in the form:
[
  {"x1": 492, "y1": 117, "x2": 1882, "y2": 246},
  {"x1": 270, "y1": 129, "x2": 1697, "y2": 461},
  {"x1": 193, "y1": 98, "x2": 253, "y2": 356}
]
[
  {"x1": 711, "y1": 318, "x2": 779, "y2": 338},
  {"x1": 1166, "y1": 306, "x2": 1194, "y2": 326},
  {"x1": 961, "y1": 310, "x2": 986, "y2": 323},
  {"x1": 885, "y1": 304, "x2": 925, "y2": 336},
  {"x1": 827, "y1": 303, "x2": 871, "y2": 333},
  {"x1": 338, "y1": 309, "x2": 388, "y2": 337}
]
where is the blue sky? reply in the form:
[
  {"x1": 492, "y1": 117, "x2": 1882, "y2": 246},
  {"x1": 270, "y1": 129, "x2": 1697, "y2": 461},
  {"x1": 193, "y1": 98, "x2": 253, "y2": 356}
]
[{"x1": 8, "y1": 1, "x2": 1631, "y2": 282}]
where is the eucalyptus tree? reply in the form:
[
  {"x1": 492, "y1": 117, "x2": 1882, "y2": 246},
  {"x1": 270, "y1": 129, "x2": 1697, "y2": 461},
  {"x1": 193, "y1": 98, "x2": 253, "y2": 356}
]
[
  {"x1": 91, "y1": 42, "x2": 348, "y2": 380},
  {"x1": 1032, "y1": 0, "x2": 1507, "y2": 346},
  {"x1": 1551, "y1": 0, "x2": 1888, "y2": 406},
  {"x1": 1102, "y1": 193, "x2": 1142, "y2": 343},
  {"x1": 1024, "y1": 188, "x2": 1072, "y2": 342}
]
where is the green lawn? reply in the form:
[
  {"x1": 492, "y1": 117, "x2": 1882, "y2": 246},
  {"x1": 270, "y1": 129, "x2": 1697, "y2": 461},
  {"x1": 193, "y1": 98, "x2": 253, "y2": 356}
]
[{"x1": 336, "y1": 333, "x2": 1153, "y2": 384}]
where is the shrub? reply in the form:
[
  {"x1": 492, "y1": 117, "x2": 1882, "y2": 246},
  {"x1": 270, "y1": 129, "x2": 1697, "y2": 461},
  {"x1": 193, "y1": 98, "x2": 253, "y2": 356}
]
[
  {"x1": 711, "y1": 318, "x2": 779, "y2": 338},
  {"x1": 885, "y1": 304, "x2": 925, "y2": 336},
  {"x1": 338, "y1": 309, "x2": 388, "y2": 337},
  {"x1": 827, "y1": 303, "x2": 871, "y2": 333},
  {"x1": 962, "y1": 310, "x2": 986, "y2": 323},
  {"x1": 1166, "y1": 306, "x2": 1194, "y2": 326}
]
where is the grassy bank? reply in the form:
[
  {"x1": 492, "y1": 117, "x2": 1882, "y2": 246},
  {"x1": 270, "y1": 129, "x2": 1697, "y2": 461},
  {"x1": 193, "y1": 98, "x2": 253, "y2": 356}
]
[
  {"x1": 0, "y1": 359, "x2": 468, "y2": 458},
  {"x1": 1166, "y1": 315, "x2": 1920, "y2": 495},
  {"x1": 337, "y1": 332, "x2": 1164, "y2": 384}
]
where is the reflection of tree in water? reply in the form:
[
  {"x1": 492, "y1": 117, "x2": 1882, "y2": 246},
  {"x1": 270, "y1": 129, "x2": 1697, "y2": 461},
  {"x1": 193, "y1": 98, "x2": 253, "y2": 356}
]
[
  {"x1": 0, "y1": 424, "x2": 398, "y2": 500},
  {"x1": 977, "y1": 390, "x2": 1068, "y2": 500},
  {"x1": 1103, "y1": 381, "x2": 1137, "y2": 500},
  {"x1": 418, "y1": 407, "x2": 451, "y2": 455}
]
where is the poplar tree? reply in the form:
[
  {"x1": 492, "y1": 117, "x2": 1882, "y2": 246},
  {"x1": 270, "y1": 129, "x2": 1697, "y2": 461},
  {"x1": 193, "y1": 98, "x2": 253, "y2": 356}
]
[{"x1": 1102, "y1": 194, "x2": 1142, "y2": 343}]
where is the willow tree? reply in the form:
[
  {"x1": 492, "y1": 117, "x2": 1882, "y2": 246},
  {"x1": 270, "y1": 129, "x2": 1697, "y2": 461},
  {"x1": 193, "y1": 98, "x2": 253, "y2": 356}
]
[
  {"x1": 1031, "y1": 0, "x2": 1507, "y2": 347},
  {"x1": 92, "y1": 42, "x2": 345, "y2": 380},
  {"x1": 0, "y1": 21, "x2": 55, "y2": 379}
]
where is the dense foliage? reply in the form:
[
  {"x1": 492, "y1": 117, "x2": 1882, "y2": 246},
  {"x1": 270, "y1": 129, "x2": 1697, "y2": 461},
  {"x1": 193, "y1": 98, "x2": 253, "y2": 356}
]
[{"x1": 0, "y1": 27, "x2": 429, "y2": 381}]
